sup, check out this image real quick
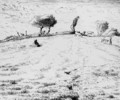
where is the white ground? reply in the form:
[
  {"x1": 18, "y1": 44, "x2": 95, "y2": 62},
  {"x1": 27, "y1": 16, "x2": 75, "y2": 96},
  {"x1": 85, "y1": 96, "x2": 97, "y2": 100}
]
[
  {"x1": 0, "y1": 0, "x2": 120, "y2": 100},
  {"x1": 0, "y1": 0, "x2": 120, "y2": 39}
]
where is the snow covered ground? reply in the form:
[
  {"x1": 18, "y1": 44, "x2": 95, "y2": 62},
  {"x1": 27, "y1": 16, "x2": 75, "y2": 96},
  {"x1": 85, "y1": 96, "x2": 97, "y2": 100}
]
[
  {"x1": 0, "y1": 0, "x2": 120, "y2": 100},
  {"x1": 0, "y1": 35, "x2": 120, "y2": 100},
  {"x1": 0, "y1": 0, "x2": 120, "y2": 39}
]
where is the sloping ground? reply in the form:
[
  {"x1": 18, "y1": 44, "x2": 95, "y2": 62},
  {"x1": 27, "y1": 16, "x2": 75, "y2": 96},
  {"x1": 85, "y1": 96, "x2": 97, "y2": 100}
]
[{"x1": 0, "y1": 35, "x2": 120, "y2": 100}]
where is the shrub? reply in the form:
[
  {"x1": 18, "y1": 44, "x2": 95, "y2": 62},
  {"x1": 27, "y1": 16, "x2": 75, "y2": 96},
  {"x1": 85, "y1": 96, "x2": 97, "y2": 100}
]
[{"x1": 96, "y1": 20, "x2": 109, "y2": 36}]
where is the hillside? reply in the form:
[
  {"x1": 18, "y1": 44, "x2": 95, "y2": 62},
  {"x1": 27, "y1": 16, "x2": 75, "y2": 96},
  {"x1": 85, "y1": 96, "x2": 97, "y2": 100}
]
[
  {"x1": 0, "y1": 35, "x2": 120, "y2": 100},
  {"x1": 0, "y1": 0, "x2": 120, "y2": 100}
]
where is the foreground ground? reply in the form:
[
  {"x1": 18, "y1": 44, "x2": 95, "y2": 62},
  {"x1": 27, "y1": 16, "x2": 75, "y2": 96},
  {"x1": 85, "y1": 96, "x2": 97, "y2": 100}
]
[{"x1": 0, "y1": 35, "x2": 120, "y2": 100}]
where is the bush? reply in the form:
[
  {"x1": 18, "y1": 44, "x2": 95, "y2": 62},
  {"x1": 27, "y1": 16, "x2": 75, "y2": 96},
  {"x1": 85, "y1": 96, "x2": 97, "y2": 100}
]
[
  {"x1": 32, "y1": 14, "x2": 57, "y2": 35},
  {"x1": 105, "y1": 28, "x2": 120, "y2": 36},
  {"x1": 96, "y1": 20, "x2": 109, "y2": 36}
]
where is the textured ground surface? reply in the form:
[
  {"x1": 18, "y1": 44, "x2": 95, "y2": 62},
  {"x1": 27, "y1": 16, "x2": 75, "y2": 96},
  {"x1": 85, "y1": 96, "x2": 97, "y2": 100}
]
[
  {"x1": 0, "y1": 0, "x2": 120, "y2": 100},
  {"x1": 0, "y1": 35, "x2": 120, "y2": 100}
]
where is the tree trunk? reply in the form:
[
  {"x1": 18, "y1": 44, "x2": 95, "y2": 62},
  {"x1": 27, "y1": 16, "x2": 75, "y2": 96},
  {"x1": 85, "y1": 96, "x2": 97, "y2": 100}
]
[
  {"x1": 47, "y1": 27, "x2": 51, "y2": 35},
  {"x1": 109, "y1": 36, "x2": 112, "y2": 45},
  {"x1": 39, "y1": 26, "x2": 43, "y2": 36}
]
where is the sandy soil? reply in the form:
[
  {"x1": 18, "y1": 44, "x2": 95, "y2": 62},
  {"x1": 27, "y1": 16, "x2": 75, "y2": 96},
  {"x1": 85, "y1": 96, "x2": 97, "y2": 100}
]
[{"x1": 0, "y1": 0, "x2": 120, "y2": 100}]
